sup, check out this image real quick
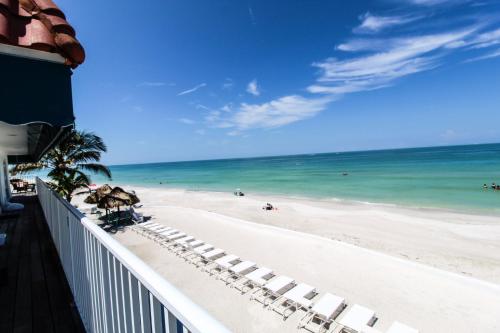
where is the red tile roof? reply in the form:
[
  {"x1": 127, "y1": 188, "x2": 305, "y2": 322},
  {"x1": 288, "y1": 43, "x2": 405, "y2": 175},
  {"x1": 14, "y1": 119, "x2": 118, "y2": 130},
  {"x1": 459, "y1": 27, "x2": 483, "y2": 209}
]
[{"x1": 0, "y1": 0, "x2": 84, "y2": 68}]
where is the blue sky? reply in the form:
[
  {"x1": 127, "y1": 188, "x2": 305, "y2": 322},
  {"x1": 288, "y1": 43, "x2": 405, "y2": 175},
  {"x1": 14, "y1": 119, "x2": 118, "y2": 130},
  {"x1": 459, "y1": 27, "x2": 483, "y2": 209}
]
[{"x1": 57, "y1": 0, "x2": 500, "y2": 165}]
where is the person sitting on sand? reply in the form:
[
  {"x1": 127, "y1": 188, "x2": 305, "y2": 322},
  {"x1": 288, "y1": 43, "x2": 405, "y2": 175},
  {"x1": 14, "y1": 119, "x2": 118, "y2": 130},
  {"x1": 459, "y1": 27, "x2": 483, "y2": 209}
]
[{"x1": 262, "y1": 203, "x2": 277, "y2": 211}]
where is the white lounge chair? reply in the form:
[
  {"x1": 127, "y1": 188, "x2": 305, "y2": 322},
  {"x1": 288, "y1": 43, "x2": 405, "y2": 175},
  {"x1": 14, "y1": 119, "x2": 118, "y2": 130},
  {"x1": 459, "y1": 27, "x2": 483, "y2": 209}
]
[
  {"x1": 298, "y1": 293, "x2": 345, "y2": 332},
  {"x1": 222, "y1": 260, "x2": 256, "y2": 284},
  {"x1": 338, "y1": 304, "x2": 377, "y2": 333},
  {"x1": 144, "y1": 225, "x2": 170, "y2": 237},
  {"x1": 149, "y1": 228, "x2": 176, "y2": 241},
  {"x1": 166, "y1": 232, "x2": 187, "y2": 241},
  {"x1": 234, "y1": 267, "x2": 274, "y2": 293},
  {"x1": 157, "y1": 232, "x2": 186, "y2": 245},
  {"x1": 270, "y1": 283, "x2": 317, "y2": 319},
  {"x1": 134, "y1": 222, "x2": 159, "y2": 234},
  {"x1": 195, "y1": 248, "x2": 225, "y2": 267},
  {"x1": 136, "y1": 224, "x2": 161, "y2": 235},
  {"x1": 149, "y1": 227, "x2": 175, "y2": 241},
  {"x1": 175, "y1": 239, "x2": 204, "y2": 256},
  {"x1": 145, "y1": 224, "x2": 164, "y2": 231},
  {"x1": 168, "y1": 236, "x2": 195, "y2": 250},
  {"x1": 208, "y1": 254, "x2": 240, "y2": 275},
  {"x1": 386, "y1": 322, "x2": 418, "y2": 333},
  {"x1": 132, "y1": 221, "x2": 155, "y2": 231},
  {"x1": 251, "y1": 275, "x2": 296, "y2": 307},
  {"x1": 184, "y1": 244, "x2": 214, "y2": 262},
  {"x1": 151, "y1": 228, "x2": 178, "y2": 241}
]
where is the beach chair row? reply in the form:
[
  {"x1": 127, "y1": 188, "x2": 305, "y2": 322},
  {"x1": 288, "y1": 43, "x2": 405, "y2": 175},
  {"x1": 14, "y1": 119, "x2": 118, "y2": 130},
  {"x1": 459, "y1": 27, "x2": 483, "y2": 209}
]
[{"x1": 131, "y1": 222, "x2": 418, "y2": 333}]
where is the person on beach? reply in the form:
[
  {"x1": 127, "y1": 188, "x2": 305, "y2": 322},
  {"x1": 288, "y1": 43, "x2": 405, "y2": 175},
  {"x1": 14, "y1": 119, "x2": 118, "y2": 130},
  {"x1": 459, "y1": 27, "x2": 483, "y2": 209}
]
[{"x1": 262, "y1": 203, "x2": 278, "y2": 211}]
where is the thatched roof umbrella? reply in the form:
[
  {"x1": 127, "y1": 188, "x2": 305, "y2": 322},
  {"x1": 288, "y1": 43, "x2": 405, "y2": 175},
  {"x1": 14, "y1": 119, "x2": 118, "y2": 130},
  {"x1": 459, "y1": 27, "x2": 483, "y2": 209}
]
[
  {"x1": 97, "y1": 187, "x2": 140, "y2": 224},
  {"x1": 97, "y1": 195, "x2": 128, "y2": 210},
  {"x1": 108, "y1": 187, "x2": 140, "y2": 206},
  {"x1": 84, "y1": 184, "x2": 113, "y2": 204},
  {"x1": 96, "y1": 184, "x2": 113, "y2": 196}
]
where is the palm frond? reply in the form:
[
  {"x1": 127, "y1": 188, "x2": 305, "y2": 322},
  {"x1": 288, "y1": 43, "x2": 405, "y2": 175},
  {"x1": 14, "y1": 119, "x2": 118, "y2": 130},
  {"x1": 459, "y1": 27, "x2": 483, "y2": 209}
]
[
  {"x1": 10, "y1": 162, "x2": 47, "y2": 175},
  {"x1": 21, "y1": 130, "x2": 111, "y2": 202},
  {"x1": 68, "y1": 150, "x2": 102, "y2": 164},
  {"x1": 76, "y1": 163, "x2": 112, "y2": 180}
]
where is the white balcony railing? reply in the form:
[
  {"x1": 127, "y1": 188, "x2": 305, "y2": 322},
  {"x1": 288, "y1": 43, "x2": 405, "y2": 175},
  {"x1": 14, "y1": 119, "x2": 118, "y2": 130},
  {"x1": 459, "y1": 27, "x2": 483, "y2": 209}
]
[{"x1": 36, "y1": 178, "x2": 231, "y2": 333}]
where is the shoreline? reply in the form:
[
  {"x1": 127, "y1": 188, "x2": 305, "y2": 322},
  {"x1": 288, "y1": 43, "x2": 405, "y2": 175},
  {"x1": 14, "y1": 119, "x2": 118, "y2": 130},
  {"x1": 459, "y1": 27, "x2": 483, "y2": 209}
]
[{"x1": 102, "y1": 180, "x2": 500, "y2": 218}]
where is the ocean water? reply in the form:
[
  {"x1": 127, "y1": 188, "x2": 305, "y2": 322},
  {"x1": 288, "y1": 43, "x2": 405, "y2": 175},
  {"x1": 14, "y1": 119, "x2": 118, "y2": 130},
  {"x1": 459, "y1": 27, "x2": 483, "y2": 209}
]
[{"x1": 96, "y1": 143, "x2": 500, "y2": 215}]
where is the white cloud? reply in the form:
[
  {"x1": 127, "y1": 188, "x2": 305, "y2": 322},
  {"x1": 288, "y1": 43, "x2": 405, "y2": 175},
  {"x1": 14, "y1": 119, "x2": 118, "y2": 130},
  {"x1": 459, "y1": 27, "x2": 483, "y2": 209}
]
[
  {"x1": 337, "y1": 39, "x2": 397, "y2": 52},
  {"x1": 468, "y1": 28, "x2": 500, "y2": 49},
  {"x1": 137, "y1": 81, "x2": 166, "y2": 87},
  {"x1": 229, "y1": 95, "x2": 332, "y2": 130},
  {"x1": 246, "y1": 79, "x2": 260, "y2": 96},
  {"x1": 354, "y1": 13, "x2": 421, "y2": 33},
  {"x1": 248, "y1": 6, "x2": 256, "y2": 26},
  {"x1": 198, "y1": 10, "x2": 498, "y2": 133},
  {"x1": 195, "y1": 129, "x2": 206, "y2": 135},
  {"x1": 406, "y1": 0, "x2": 469, "y2": 5},
  {"x1": 203, "y1": 95, "x2": 332, "y2": 130},
  {"x1": 196, "y1": 104, "x2": 212, "y2": 111},
  {"x1": 178, "y1": 83, "x2": 207, "y2": 96},
  {"x1": 204, "y1": 110, "x2": 221, "y2": 123},
  {"x1": 441, "y1": 129, "x2": 457, "y2": 139},
  {"x1": 311, "y1": 28, "x2": 476, "y2": 96},
  {"x1": 464, "y1": 48, "x2": 500, "y2": 62},
  {"x1": 221, "y1": 104, "x2": 232, "y2": 112},
  {"x1": 222, "y1": 78, "x2": 234, "y2": 90},
  {"x1": 179, "y1": 118, "x2": 196, "y2": 125},
  {"x1": 227, "y1": 130, "x2": 241, "y2": 136}
]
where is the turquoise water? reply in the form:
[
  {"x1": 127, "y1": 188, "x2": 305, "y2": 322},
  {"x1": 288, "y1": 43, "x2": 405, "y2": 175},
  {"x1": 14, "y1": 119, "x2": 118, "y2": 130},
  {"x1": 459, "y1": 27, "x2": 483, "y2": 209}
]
[{"x1": 96, "y1": 143, "x2": 500, "y2": 214}]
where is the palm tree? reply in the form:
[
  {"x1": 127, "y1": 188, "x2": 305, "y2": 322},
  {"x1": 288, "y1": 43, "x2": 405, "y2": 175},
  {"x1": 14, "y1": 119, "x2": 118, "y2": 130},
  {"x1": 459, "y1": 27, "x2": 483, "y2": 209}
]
[{"x1": 11, "y1": 130, "x2": 112, "y2": 202}]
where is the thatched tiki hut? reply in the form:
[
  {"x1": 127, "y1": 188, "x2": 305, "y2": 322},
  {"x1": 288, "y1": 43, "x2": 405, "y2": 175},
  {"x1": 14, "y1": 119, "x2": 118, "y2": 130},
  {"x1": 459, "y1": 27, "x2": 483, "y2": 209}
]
[
  {"x1": 84, "y1": 184, "x2": 113, "y2": 204},
  {"x1": 96, "y1": 187, "x2": 140, "y2": 224},
  {"x1": 107, "y1": 187, "x2": 140, "y2": 206}
]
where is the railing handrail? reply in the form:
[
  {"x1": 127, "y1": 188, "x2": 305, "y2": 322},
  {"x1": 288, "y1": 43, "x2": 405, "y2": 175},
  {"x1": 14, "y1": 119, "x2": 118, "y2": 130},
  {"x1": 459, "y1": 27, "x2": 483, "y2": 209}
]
[{"x1": 36, "y1": 177, "x2": 231, "y2": 333}]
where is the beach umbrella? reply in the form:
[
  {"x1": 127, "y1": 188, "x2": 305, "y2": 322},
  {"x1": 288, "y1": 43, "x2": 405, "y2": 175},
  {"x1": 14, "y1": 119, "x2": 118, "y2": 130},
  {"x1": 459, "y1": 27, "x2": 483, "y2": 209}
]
[
  {"x1": 84, "y1": 192, "x2": 99, "y2": 204},
  {"x1": 96, "y1": 187, "x2": 140, "y2": 224},
  {"x1": 97, "y1": 194, "x2": 128, "y2": 210},
  {"x1": 96, "y1": 184, "x2": 113, "y2": 196},
  {"x1": 84, "y1": 184, "x2": 113, "y2": 204},
  {"x1": 108, "y1": 187, "x2": 140, "y2": 206}
]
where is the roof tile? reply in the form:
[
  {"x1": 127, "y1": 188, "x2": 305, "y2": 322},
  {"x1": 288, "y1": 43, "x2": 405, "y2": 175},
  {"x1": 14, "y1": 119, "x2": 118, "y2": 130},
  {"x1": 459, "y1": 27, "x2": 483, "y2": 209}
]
[{"x1": 0, "y1": 0, "x2": 84, "y2": 67}]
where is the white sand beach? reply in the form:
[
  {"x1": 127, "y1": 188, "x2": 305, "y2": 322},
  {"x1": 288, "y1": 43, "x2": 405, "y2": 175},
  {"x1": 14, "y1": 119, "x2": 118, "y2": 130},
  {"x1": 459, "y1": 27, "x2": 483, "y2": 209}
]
[{"x1": 75, "y1": 186, "x2": 500, "y2": 332}]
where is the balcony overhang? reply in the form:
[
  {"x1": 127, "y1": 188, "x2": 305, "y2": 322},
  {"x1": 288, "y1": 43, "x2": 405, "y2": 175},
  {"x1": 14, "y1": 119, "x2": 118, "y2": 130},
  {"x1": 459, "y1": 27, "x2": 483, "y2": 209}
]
[{"x1": 0, "y1": 45, "x2": 75, "y2": 163}]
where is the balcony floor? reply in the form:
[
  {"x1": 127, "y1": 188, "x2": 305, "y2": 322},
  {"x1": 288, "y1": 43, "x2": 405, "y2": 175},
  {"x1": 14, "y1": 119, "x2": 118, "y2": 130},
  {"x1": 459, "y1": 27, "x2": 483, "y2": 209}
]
[{"x1": 0, "y1": 196, "x2": 85, "y2": 333}]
